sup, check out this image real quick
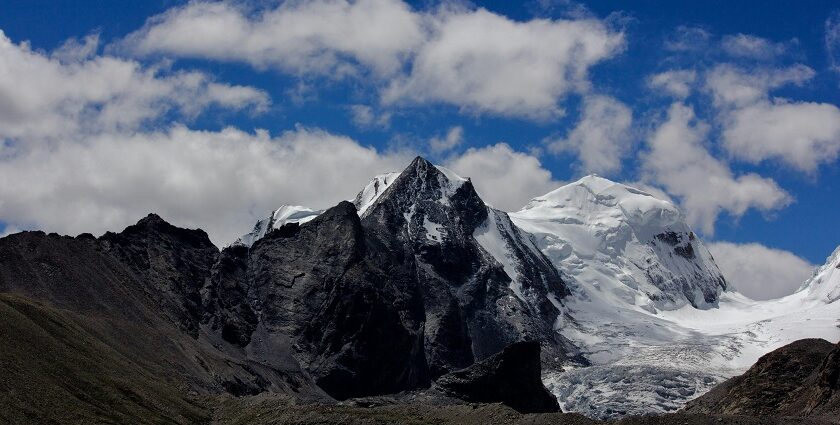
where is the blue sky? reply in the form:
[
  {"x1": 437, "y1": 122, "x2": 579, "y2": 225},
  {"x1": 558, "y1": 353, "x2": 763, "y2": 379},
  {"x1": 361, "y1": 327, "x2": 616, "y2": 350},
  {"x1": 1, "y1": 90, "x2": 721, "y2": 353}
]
[{"x1": 0, "y1": 0, "x2": 838, "y2": 297}]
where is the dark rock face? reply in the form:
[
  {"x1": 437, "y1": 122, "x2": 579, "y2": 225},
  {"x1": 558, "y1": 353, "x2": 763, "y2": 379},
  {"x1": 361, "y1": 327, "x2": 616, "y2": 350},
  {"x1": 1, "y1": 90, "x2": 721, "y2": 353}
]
[
  {"x1": 648, "y1": 229, "x2": 726, "y2": 307},
  {"x1": 683, "y1": 338, "x2": 840, "y2": 417},
  {"x1": 359, "y1": 158, "x2": 569, "y2": 374},
  {"x1": 435, "y1": 341, "x2": 561, "y2": 413},
  {"x1": 99, "y1": 213, "x2": 219, "y2": 336},
  {"x1": 0, "y1": 220, "x2": 326, "y2": 403},
  {"x1": 205, "y1": 157, "x2": 570, "y2": 400}
]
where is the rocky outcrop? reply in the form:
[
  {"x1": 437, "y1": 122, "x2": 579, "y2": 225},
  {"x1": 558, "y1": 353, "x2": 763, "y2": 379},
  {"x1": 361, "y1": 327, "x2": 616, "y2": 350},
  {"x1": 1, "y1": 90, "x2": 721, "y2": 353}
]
[
  {"x1": 683, "y1": 338, "x2": 840, "y2": 417},
  {"x1": 435, "y1": 341, "x2": 561, "y2": 413}
]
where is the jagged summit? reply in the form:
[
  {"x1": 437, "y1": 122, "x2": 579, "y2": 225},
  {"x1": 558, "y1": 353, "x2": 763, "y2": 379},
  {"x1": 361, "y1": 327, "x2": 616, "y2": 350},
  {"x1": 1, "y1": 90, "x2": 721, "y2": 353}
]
[{"x1": 357, "y1": 156, "x2": 472, "y2": 221}]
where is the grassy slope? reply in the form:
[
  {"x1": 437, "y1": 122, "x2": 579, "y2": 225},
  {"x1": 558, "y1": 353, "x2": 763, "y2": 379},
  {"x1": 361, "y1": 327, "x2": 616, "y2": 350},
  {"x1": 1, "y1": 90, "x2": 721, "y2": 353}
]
[{"x1": 0, "y1": 293, "x2": 208, "y2": 424}]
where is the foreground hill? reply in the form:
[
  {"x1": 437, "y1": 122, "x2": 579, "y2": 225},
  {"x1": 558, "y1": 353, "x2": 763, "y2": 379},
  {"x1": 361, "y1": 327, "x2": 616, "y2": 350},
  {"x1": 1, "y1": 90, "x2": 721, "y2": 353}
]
[{"x1": 684, "y1": 338, "x2": 840, "y2": 418}]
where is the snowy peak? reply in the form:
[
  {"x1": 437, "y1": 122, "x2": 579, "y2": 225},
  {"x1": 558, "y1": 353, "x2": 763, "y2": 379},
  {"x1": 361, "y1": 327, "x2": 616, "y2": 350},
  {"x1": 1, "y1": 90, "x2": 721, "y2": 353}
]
[
  {"x1": 361, "y1": 156, "x2": 485, "y2": 243},
  {"x1": 520, "y1": 174, "x2": 683, "y2": 238},
  {"x1": 234, "y1": 205, "x2": 322, "y2": 247},
  {"x1": 512, "y1": 175, "x2": 725, "y2": 311},
  {"x1": 800, "y1": 245, "x2": 840, "y2": 303},
  {"x1": 353, "y1": 157, "x2": 470, "y2": 219}
]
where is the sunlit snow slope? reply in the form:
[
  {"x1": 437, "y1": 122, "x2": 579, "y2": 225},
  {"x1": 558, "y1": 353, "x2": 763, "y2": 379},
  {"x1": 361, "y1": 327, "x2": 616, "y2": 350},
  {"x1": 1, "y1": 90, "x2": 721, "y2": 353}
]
[{"x1": 511, "y1": 175, "x2": 840, "y2": 419}]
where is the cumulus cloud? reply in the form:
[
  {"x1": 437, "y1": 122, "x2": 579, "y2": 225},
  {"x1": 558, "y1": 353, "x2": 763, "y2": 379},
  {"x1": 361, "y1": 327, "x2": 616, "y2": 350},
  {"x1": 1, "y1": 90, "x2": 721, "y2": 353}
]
[
  {"x1": 120, "y1": 0, "x2": 424, "y2": 77},
  {"x1": 430, "y1": 126, "x2": 463, "y2": 153},
  {"x1": 722, "y1": 100, "x2": 840, "y2": 172},
  {"x1": 0, "y1": 30, "x2": 268, "y2": 143},
  {"x1": 704, "y1": 63, "x2": 814, "y2": 107},
  {"x1": 383, "y1": 9, "x2": 624, "y2": 118},
  {"x1": 349, "y1": 104, "x2": 391, "y2": 129},
  {"x1": 708, "y1": 242, "x2": 815, "y2": 300},
  {"x1": 648, "y1": 70, "x2": 696, "y2": 99},
  {"x1": 546, "y1": 95, "x2": 632, "y2": 175},
  {"x1": 445, "y1": 143, "x2": 564, "y2": 211},
  {"x1": 640, "y1": 103, "x2": 791, "y2": 234},
  {"x1": 121, "y1": 0, "x2": 624, "y2": 120},
  {"x1": 720, "y1": 33, "x2": 793, "y2": 60},
  {"x1": 0, "y1": 125, "x2": 412, "y2": 246},
  {"x1": 705, "y1": 64, "x2": 840, "y2": 172}
]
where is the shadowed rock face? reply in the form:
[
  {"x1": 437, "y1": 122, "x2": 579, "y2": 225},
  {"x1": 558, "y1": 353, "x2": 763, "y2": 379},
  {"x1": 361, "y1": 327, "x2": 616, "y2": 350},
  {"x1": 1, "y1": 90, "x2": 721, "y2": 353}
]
[
  {"x1": 683, "y1": 338, "x2": 840, "y2": 417},
  {"x1": 0, "y1": 219, "x2": 328, "y2": 407},
  {"x1": 207, "y1": 157, "x2": 570, "y2": 400},
  {"x1": 435, "y1": 341, "x2": 561, "y2": 413}
]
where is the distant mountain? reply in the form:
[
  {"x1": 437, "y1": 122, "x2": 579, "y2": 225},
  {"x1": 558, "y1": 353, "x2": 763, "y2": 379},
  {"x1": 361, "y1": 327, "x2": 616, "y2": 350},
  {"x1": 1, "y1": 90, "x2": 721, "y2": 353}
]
[{"x1": 509, "y1": 176, "x2": 840, "y2": 419}]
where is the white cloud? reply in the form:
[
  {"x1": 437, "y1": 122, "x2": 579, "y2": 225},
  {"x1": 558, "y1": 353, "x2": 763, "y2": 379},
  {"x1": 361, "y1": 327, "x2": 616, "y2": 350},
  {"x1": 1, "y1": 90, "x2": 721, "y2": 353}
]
[
  {"x1": 430, "y1": 126, "x2": 463, "y2": 153},
  {"x1": 0, "y1": 125, "x2": 412, "y2": 246},
  {"x1": 664, "y1": 26, "x2": 711, "y2": 52},
  {"x1": 720, "y1": 33, "x2": 793, "y2": 60},
  {"x1": 640, "y1": 103, "x2": 791, "y2": 234},
  {"x1": 722, "y1": 100, "x2": 840, "y2": 172},
  {"x1": 121, "y1": 0, "x2": 425, "y2": 77},
  {"x1": 648, "y1": 69, "x2": 696, "y2": 99},
  {"x1": 349, "y1": 104, "x2": 391, "y2": 129},
  {"x1": 52, "y1": 33, "x2": 100, "y2": 62},
  {"x1": 121, "y1": 1, "x2": 624, "y2": 120},
  {"x1": 825, "y1": 11, "x2": 840, "y2": 73},
  {"x1": 0, "y1": 30, "x2": 268, "y2": 143},
  {"x1": 705, "y1": 64, "x2": 840, "y2": 172},
  {"x1": 384, "y1": 8, "x2": 624, "y2": 118},
  {"x1": 445, "y1": 143, "x2": 563, "y2": 211},
  {"x1": 704, "y1": 63, "x2": 814, "y2": 107},
  {"x1": 708, "y1": 242, "x2": 815, "y2": 300},
  {"x1": 546, "y1": 95, "x2": 632, "y2": 175}
]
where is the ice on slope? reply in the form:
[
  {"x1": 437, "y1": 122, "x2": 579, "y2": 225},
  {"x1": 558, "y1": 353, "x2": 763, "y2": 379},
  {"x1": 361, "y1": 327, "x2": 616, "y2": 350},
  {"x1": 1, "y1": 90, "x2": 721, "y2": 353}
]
[
  {"x1": 234, "y1": 205, "x2": 322, "y2": 247},
  {"x1": 799, "y1": 245, "x2": 840, "y2": 303},
  {"x1": 353, "y1": 172, "x2": 400, "y2": 216},
  {"x1": 511, "y1": 174, "x2": 725, "y2": 313},
  {"x1": 474, "y1": 208, "x2": 526, "y2": 301}
]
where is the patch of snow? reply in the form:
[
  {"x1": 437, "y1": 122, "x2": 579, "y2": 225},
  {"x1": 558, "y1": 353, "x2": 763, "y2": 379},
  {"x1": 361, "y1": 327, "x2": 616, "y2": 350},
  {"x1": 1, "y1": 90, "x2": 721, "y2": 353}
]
[
  {"x1": 234, "y1": 205, "x2": 322, "y2": 247},
  {"x1": 474, "y1": 208, "x2": 524, "y2": 301},
  {"x1": 353, "y1": 172, "x2": 400, "y2": 217},
  {"x1": 423, "y1": 216, "x2": 443, "y2": 242}
]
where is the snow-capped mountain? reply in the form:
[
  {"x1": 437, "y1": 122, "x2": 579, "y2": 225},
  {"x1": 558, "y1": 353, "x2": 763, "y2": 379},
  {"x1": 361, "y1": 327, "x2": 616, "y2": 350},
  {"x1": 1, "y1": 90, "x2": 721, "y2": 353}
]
[{"x1": 508, "y1": 176, "x2": 840, "y2": 419}]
